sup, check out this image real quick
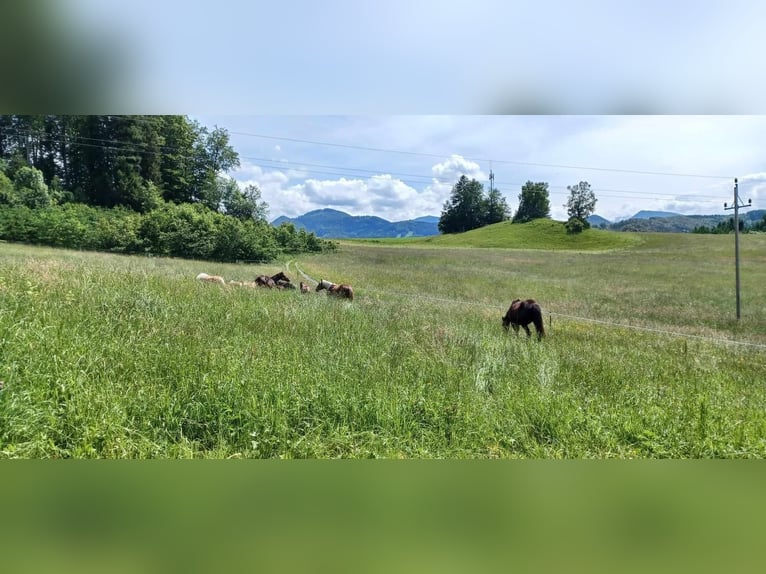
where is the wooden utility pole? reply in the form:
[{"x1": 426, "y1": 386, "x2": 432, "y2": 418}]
[{"x1": 724, "y1": 178, "x2": 752, "y2": 320}]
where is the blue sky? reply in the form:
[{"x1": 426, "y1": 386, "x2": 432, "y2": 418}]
[
  {"x1": 191, "y1": 115, "x2": 766, "y2": 222},
  {"x1": 64, "y1": 0, "x2": 766, "y2": 115},
  {"x1": 54, "y1": 1, "x2": 766, "y2": 221}
]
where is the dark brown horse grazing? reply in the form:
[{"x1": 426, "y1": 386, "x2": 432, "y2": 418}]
[
  {"x1": 316, "y1": 279, "x2": 354, "y2": 301},
  {"x1": 502, "y1": 299, "x2": 545, "y2": 341},
  {"x1": 268, "y1": 271, "x2": 296, "y2": 289},
  {"x1": 254, "y1": 275, "x2": 276, "y2": 288},
  {"x1": 270, "y1": 271, "x2": 291, "y2": 284}
]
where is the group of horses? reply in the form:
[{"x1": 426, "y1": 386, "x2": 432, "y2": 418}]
[
  {"x1": 197, "y1": 272, "x2": 544, "y2": 339},
  {"x1": 196, "y1": 271, "x2": 354, "y2": 300}
]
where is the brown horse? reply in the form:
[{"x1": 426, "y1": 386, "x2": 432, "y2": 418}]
[
  {"x1": 254, "y1": 275, "x2": 276, "y2": 288},
  {"x1": 502, "y1": 299, "x2": 545, "y2": 341},
  {"x1": 255, "y1": 271, "x2": 296, "y2": 289},
  {"x1": 316, "y1": 279, "x2": 354, "y2": 301},
  {"x1": 299, "y1": 281, "x2": 311, "y2": 294}
]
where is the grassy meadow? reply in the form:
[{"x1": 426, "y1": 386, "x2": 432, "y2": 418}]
[{"x1": 1, "y1": 222, "x2": 765, "y2": 458}]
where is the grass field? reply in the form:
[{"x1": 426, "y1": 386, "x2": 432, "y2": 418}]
[
  {"x1": 1, "y1": 222, "x2": 765, "y2": 458},
  {"x1": 351, "y1": 218, "x2": 643, "y2": 251}
]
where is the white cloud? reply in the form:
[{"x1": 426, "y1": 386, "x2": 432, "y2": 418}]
[
  {"x1": 282, "y1": 175, "x2": 443, "y2": 222},
  {"x1": 431, "y1": 154, "x2": 485, "y2": 180},
  {"x1": 228, "y1": 155, "x2": 497, "y2": 222},
  {"x1": 301, "y1": 178, "x2": 367, "y2": 206},
  {"x1": 738, "y1": 173, "x2": 766, "y2": 205},
  {"x1": 220, "y1": 117, "x2": 766, "y2": 224}
]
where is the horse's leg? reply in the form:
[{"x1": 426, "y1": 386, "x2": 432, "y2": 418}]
[
  {"x1": 522, "y1": 324, "x2": 532, "y2": 338},
  {"x1": 511, "y1": 324, "x2": 520, "y2": 335}
]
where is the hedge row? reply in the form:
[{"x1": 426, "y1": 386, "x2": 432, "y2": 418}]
[{"x1": 0, "y1": 202, "x2": 336, "y2": 262}]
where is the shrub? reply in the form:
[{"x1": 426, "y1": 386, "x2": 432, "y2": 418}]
[
  {"x1": 565, "y1": 216, "x2": 590, "y2": 234},
  {"x1": 0, "y1": 201, "x2": 335, "y2": 262}
]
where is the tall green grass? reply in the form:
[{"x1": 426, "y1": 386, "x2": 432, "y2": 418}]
[{"x1": 1, "y1": 234, "x2": 765, "y2": 458}]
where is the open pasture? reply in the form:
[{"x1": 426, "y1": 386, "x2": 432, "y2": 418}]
[{"x1": 1, "y1": 230, "x2": 765, "y2": 458}]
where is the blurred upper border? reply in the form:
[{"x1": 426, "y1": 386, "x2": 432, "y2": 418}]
[{"x1": 2, "y1": 0, "x2": 764, "y2": 115}]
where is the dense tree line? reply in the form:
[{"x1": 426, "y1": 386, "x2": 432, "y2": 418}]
[
  {"x1": 0, "y1": 115, "x2": 335, "y2": 260},
  {"x1": 0, "y1": 203, "x2": 331, "y2": 262},
  {"x1": 692, "y1": 217, "x2": 747, "y2": 234},
  {"x1": 0, "y1": 115, "x2": 248, "y2": 212}
]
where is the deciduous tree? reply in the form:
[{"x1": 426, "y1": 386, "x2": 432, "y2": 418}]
[
  {"x1": 513, "y1": 181, "x2": 550, "y2": 223},
  {"x1": 565, "y1": 180, "x2": 597, "y2": 223}
]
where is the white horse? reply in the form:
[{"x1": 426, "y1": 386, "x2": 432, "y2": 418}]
[{"x1": 196, "y1": 272, "x2": 226, "y2": 285}]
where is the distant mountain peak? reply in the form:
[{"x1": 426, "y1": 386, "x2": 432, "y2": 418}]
[
  {"x1": 270, "y1": 210, "x2": 440, "y2": 239},
  {"x1": 629, "y1": 210, "x2": 683, "y2": 220},
  {"x1": 586, "y1": 214, "x2": 611, "y2": 226},
  {"x1": 304, "y1": 208, "x2": 347, "y2": 215}
]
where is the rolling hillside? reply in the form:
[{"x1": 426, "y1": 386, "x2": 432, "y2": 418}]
[{"x1": 352, "y1": 218, "x2": 643, "y2": 251}]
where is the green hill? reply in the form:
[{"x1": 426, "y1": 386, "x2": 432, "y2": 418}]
[{"x1": 353, "y1": 218, "x2": 643, "y2": 251}]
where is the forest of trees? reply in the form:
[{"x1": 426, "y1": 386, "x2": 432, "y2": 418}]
[
  {"x1": 693, "y1": 217, "x2": 748, "y2": 234},
  {"x1": 0, "y1": 115, "x2": 335, "y2": 261}
]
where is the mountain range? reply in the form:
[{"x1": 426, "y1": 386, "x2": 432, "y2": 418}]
[
  {"x1": 272, "y1": 209, "x2": 440, "y2": 238},
  {"x1": 588, "y1": 210, "x2": 766, "y2": 232},
  {"x1": 271, "y1": 208, "x2": 766, "y2": 238}
]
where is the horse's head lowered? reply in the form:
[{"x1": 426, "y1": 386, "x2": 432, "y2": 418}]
[
  {"x1": 501, "y1": 299, "x2": 522, "y2": 330},
  {"x1": 271, "y1": 271, "x2": 290, "y2": 283},
  {"x1": 315, "y1": 279, "x2": 334, "y2": 292}
]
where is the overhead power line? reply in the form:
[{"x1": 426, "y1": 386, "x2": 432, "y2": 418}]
[
  {"x1": 98, "y1": 115, "x2": 734, "y2": 180},
  {"x1": 224, "y1": 130, "x2": 734, "y2": 180},
  {"x1": 0, "y1": 126, "x2": 729, "y2": 203}
]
